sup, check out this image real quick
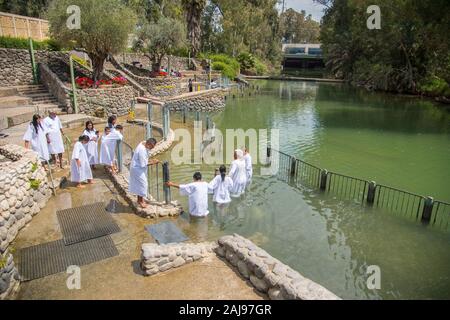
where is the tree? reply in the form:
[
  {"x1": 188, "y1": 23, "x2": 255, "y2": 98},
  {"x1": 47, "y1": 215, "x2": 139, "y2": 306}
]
[
  {"x1": 47, "y1": 0, "x2": 136, "y2": 85},
  {"x1": 182, "y1": 0, "x2": 206, "y2": 57},
  {"x1": 280, "y1": 8, "x2": 320, "y2": 43},
  {"x1": 134, "y1": 17, "x2": 186, "y2": 72},
  {"x1": 0, "y1": 0, "x2": 50, "y2": 18}
]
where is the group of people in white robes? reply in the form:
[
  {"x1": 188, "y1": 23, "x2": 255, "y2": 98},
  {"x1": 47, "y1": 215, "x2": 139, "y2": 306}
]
[
  {"x1": 165, "y1": 148, "x2": 253, "y2": 217},
  {"x1": 23, "y1": 112, "x2": 65, "y2": 170}
]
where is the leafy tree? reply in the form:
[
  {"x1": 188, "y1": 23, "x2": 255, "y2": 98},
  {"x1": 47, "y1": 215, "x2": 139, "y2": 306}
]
[
  {"x1": 182, "y1": 0, "x2": 206, "y2": 57},
  {"x1": 47, "y1": 0, "x2": 136, "y2": 85},
  {"x1": 0, "y1": 0, "x2": 50, "y2": 18},
  {"x1": 280, "y1": 8, "x2": 320, "y2": 43},
  {"x1": 134, "y1": 17, "x2": 186, "y2": 72}
]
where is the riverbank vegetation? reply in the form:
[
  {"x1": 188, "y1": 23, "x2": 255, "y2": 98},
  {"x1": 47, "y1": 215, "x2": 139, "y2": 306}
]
[{"x1": 318, "y1": 0, "x2": 450, "y2": 100}]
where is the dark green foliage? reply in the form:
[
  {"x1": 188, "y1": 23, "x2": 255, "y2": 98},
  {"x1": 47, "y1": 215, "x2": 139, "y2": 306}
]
[{"x1": 0, "y1": 36, "x2": 62, "y2": 50}]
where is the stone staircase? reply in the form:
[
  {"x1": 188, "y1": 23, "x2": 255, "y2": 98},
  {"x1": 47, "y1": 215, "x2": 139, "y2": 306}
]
[{"x1": 0, "y1": 85, "x2": 65, "y2": 131}]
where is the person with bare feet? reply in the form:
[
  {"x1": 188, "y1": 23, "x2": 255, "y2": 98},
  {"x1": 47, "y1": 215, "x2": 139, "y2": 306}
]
[
  {"x1": 129, "y1": 138, "x2": 159, "y2": 208},
  {"x1": 71, "y1": 135, "x2": 93, "y2": 188}
]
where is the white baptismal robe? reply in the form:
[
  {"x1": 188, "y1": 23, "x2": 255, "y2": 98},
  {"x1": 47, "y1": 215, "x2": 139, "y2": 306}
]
[
  {"x1": 71, "y1": 141, "x2": 93, "y2": 182},
  {"x1": 244, "y1": 153, "x2": 253, "y2": 181},
  {"x1": 229, "y1": 159, "x2": 247, "y2": 197},
  {"x1": 43, "y1": 116, "x2": 65, "y2": 154},
  {"x1": 83, "y1": 129, "x2": 99, "y2": 165},
  {"x1": 99, "y1": 131, "x2": 123, "y2": 166},
  {"x1": 208, "y1": 175, "x2": 234, "y2": 204},
  {"x1": 23, "y1": 123, "x2": 50, "y2": 161},
  {"x1": 128, "y1": 143, "x2": 149, "y2": 198},
  {"x1": 179, "y1": 181, "x2": 209, "y2": 217}
]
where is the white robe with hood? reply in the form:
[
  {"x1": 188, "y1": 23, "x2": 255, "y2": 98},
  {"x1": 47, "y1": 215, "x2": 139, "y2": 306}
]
[
  {"x1": 43, "y1": 116, "x2": 65, "y2": 154},
  {"x1": 180, "y1": 181, "x2": 209, "y2": 217},
  {"x1": 229, "y1": 150, "x2": 247, "y2": 197},
  {"x1": 71, "y1": 141, "x2": 93, "y2": 182},
  {"x1": 23, "y1": 123, "x2": 50, "y2": 161},
  {"x1": 128, "y1": 143, "x2": 149, "y2": 198},
  {"x1": 208, "y1": 175, "x2": 234, "y2": 204}
]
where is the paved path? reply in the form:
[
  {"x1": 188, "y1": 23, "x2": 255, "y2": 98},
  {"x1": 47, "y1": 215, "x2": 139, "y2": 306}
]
[{"x1": 0, "y1": 114, "x2": 103, "y2": 146}]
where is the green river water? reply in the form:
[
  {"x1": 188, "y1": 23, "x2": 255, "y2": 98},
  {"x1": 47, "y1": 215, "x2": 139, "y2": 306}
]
[{"x1": 153, "y1": 80, "x2": 450, "y2": 299}]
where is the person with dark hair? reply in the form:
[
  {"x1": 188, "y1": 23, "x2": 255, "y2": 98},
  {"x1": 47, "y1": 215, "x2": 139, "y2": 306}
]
[
  {"x1": 99, "y1": 127, "x2": 112, "y2": 172},
  {"x1": 107, "y1": 115, "x2": 117, "y2": 132},
  {"x1": 100, "y1": 124, "x2": 123, "y2": 174},
  {"x1": 71, "y1": 135, "x2": 93, "y2": 188},
  {"x1": 43, "y1": 110, "x2": 65, "y2": 169},
  {"x1": 129, "y1": 138, "x2": 159, "y2": 208},
  {"x1": 208, "y1": 165, "x2": 234, "y2": 205},
  {"x1": 23, "y1": 114, "x2": 50, "y2": 167},
  {"x1": 83, "y1": 121, "x2": 99, "y2": 170},
  {"x1": 188, "y1": 78, "x2": 193, "y2": 92},
  {"x1": 167, "y1": 172, "x2": 209, "y2": 217}
]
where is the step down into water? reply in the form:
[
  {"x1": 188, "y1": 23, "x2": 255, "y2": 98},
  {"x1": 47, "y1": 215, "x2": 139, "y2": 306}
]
[
  {"x1": 18, "y1": 236, "x2": 119, "y2": 281},
  {"x1": 57, "y1": 202, "x2": 121, "y2": 245},
  {"x1": 145, "y1": 221, "x2": 189, "y2": 244}
]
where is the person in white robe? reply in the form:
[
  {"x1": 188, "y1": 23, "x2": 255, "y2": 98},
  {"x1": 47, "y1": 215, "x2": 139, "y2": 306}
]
[
  {"x1": 243, "y1": 147, "x2": 253, "y2": 187},
  {"x1": 23, "y1": 114, "x2": 50, "y2": 168},
  {"x1": 128, "y1": 138, "x2": 158, "y2": 208},
  {"x1": 43, "y1": 111, "x2": 65, "y2": 168},
  {"x1": 167, "y1": 172, "x2": 209, "y2": 217},
  {"x1": 107, "y1": 115, "x2": 117, "y2": 133},
  {"x1": 229, "y1": 149, "x2": 247, "y2": 197},
  {"x1": 208, "y1": 165, "x2": 234, "y2": 204},
  {"x1": 70, "y1": 135, "x2": 93, "y2": 188},
  {"x1": 99, "y1": 127, "x2": 112, "y2": 170},
  {"x1": 82, "y1": 121, "x2": 99, "y2": 169}
]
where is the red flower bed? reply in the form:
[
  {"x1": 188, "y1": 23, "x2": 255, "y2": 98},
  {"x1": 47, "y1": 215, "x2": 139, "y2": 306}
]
[{"x1": 75, "y1": 76, "x2": 128, "y2": 89}]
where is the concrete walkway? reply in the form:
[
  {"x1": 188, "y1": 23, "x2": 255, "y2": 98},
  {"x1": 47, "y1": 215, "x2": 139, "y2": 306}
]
[
  {"x1": 0, "y1": 114, "x2": 103, "y2": 146},
  {"x1": 12, "y1": 170, "x2": 264, "y2": 300}
]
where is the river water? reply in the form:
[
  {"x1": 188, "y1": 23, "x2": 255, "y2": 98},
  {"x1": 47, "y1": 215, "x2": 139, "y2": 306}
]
[{"x1": 154, "y1": 80, "x2": 450, "y2": 300}]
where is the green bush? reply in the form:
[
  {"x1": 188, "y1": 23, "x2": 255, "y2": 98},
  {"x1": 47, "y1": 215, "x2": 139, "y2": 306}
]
[
  {"x1": 0, "y1": 36, "x2": 62, "y2": 51},
  {"x1": 237, "y1": 52, "x2": 256, "y2": 71},
  {"x1": 419, "y1": 76, "x2": 449, "y2": 97},
  {"x1": 254, "y1": 58, "x2": 268, "y2": 75},
  {"x1": 200, "y1": 53, "x2": 240, "y2": 79},
  {"x1": 29, "y1": 179, "x2": 41, "y2": 190}
]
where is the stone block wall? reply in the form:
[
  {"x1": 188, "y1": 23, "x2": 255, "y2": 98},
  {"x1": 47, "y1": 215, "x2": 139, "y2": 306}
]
[
  {"x1": 0, "y1": 48, "x2": 67, "y2": 86},
  {"x1": 216, "y1": 234, "x2": 341, "y2": 300},
  {"x1": 141, "y1": 242, "x2": 217, "y2": 276},
  {"x1": 0, "y1": 144, "x2": 51, "y2": 299},
  {"x1": 77, "y1": 85, "x2": 135, "y2": 117},
  {"x1": 165, "y1": 89, "x2": 227, "y2": 112},
  {"x1": 131, "y1": 75, "x2": 186, "y2": 97},
  {"x1": 112, "y1": 53, "x2": 190, "y2": 71},
  {"x1": 39, "y1": 63, "x2": 71, "y2": 109}
]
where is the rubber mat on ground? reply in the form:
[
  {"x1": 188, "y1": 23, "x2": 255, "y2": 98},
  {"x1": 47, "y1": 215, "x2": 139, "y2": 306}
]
[
  {"x1": 57, "y1": 202, "x2": 121, "y2": 245},
  {"x1": 145, "y1": 221, "x2": 189, "y2": 244},
  {"x1": 18, "y1": 235, "x2": 119, "y2": 281}
]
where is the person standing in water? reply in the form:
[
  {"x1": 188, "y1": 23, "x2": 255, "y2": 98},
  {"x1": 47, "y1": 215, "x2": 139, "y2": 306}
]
[
  {"x1": 128, "y1": 138, "x2": 159, "y2": 208},
  {"x1": 71, "y1": 135, "x2": 93, "y2": 188},
  {"x1": 229, "y1": 149, "x2": 247, "y2": 197},
  {"x1": 208, "y1": 165, "x2": 234, "y2": 205},
  {"x1": 43, "y1": 111, "x2": 65, "y2": 169},
  {"x1": 167, "y1": 172, "x2": 209, "y2": 217},
  {"x1": 23, "y1": 114, "x2": 50, "y2": 170},
  {"x1": 243, "y1": 147, "x2": 253, "y2": 186},
  {"x1": 82, "y1": 121, "x2": 99, "y2": 170}
]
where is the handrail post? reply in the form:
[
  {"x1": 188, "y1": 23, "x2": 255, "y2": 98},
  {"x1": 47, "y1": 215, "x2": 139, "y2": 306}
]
[
  {"x1": 28, "y1": 37, "x2": 38, "y2": 84},
  {"x1": 320, "y1": 169, "x2": 328, "y2": 191},
  {"x1": 367, "y1": 181, "x2": 377, "y2": 205},
  {"x1": 182, "y1": 106, "x2": 186, "y2": 123},
  {"x1": 69, "y1": 55, "x2": 78, "y2": 114},
  {"x1": 162, "y1": 161, "x2": 170, "y2": 204},
  {"x1": 146, "y1": 101, "x2": 152, "y2": 139},
  {"x1": 421, "y1": 196, "x2": 434, "y2": 224},
  {"x1": 116, "y1": 140, "x2": 123, "y2": 173},
  {"x1": 266, "y1": 143, "x2": 271, "y2": 165}
]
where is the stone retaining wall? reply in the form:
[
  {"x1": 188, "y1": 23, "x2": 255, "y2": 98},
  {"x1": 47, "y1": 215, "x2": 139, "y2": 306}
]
[
  {"x1": 39, "y1": 63, "x2": 71, "y2": 109},
  {"x1": 165, "y1": 89, "x2": 227, "y2": 112},
  {"x1": 129, "y1": 75, "x2": 186, "y2": 97},
  {"x1": 0, "y1": 143, "x2": 51, "y2": 299},
  {"x1": 0, "y1": 48, "x2": 66, "y2": 86},
  {"x1": 216, "y1": 234, "x2": 341, "y2": 300},
  {"x1": 141, "y1": 242, "x2": 217, "y2": 276},
  {"x1": 77, "y1": 85, "x2": 135, "y2": 117},
  {"x1": 111, "y1": 54, "x2": 190, "y2": 71}
]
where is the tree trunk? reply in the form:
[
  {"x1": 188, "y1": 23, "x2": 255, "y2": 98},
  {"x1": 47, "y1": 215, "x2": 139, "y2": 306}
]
[
  {"x1": 152, "y1": 61, "x2": 161, "y2": 73},
  {"x1": 183, "y1": 0, "x2": 205, "y2": 57},
  {"x1": 90, "y1": 54, "x2": 107, "y2": 87}
]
